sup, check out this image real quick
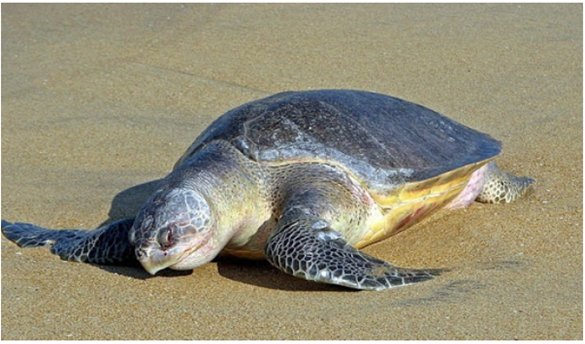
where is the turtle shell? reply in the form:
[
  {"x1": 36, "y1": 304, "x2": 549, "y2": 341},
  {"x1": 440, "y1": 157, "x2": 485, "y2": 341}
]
[{"x1": 176, "y1": 89, "x2": 501, "y2": 195}]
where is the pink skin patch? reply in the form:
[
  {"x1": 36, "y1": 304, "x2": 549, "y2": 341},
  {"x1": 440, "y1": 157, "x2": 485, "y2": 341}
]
[
  {"x1": 445, "y1": 164, "x2": 489, "y2": 210},
  {"x1": 394, "y1": 201, "x2": 441, "y2": 235}
]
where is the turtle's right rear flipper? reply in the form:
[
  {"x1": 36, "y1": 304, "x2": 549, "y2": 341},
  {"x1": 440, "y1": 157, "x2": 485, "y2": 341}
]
[{"x1": 1, "y1": 219, "x2": 137, "y2": 265}]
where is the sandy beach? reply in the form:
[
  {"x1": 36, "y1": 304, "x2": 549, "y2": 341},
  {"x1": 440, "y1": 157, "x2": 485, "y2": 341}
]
[{"x1": 1, "y1": 4, "x2": 582, "y2": 340}]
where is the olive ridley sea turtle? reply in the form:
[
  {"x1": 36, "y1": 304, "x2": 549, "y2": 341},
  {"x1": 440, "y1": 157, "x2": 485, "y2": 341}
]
[{"x1": 1, "y1": 89, "x2": 534, "y2": 290}]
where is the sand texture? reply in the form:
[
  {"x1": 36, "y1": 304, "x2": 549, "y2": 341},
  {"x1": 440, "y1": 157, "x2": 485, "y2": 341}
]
[{"x1": 1, "y1": 4, "x2": 582, "y2": 340}]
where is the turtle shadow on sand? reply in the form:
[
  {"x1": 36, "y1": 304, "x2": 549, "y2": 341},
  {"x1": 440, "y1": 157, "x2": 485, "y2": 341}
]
[
  {"x1": 95, "y1": 262, "x2": 194, "y2": 280},
  {"x1": 98, "y1": 178, "x2": 164, "y2": 228},
  {"x1": 215, "y1": 258, "x2": 355, "y2": 292}
]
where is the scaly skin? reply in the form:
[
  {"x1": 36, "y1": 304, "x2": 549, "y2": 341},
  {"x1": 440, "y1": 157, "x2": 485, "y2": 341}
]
[
  {"x1": 476, "y1": 161, "x2": 535, "y2": 204},
  {"x1": 1, "y1": 219, "x2": 136, "y2": 265}
]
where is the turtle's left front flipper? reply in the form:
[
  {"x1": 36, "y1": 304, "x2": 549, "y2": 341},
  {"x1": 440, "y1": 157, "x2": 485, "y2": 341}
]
[
  {"x1": 265, "y1": 215, "x2": 443, "y2": 291},
  {"x1": 1, "y1": 219, "x2": 137, "y2": 265}
]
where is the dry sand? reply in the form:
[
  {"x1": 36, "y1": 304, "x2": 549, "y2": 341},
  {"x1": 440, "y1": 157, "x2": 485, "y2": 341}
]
[{"x1": 1, "y1": 3, "x2": 582, "y2": 340}]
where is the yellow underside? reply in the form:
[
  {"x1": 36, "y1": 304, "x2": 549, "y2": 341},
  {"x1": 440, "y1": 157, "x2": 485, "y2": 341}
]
[
  {"x1": 220, "y1": 159, "x2": 492, "y2": 258},
  {"x1": 355, "y1": 160, "x2": 490, "y2": 248}
]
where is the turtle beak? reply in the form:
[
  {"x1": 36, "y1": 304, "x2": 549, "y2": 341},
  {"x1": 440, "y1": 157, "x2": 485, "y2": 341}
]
[
  {"x1": 136, "y1": 249, "x2": 164, "y2": 275},
  {"x1": 142, "y1": 261, "x2": 165, "y2": 276},
  {"x1": 135, "y1": 245, "x2": 177, "y2": 275}
]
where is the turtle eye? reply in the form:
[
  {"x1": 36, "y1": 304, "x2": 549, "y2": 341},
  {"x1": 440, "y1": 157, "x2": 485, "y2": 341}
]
[{"x1": 158, "y1": 226, "x2": 175, "y2": 250}]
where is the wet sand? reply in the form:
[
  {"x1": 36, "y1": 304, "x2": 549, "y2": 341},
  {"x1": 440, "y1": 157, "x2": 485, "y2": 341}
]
[{"x1": 1, "y1": 4, "x2": 582, "y2": 340}]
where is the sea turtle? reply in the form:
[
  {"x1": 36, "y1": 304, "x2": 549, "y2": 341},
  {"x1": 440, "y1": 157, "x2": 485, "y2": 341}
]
[{"x1": 1, "y1": 90, "x2": 534, "y2": 290}]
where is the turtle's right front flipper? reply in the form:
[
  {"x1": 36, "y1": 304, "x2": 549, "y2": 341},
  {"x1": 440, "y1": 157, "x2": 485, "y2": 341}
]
[
  {"x1": 265, "y1": 215, "x2": 443, "y2": 291},
  {"x1": 1, "y1": 219, "x2": 137, "y2": 265}
]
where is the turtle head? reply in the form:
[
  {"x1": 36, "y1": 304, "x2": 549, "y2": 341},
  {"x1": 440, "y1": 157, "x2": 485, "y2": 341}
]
[{"x1": 129, "y1": 187, "x2": 219, "y2": 275}]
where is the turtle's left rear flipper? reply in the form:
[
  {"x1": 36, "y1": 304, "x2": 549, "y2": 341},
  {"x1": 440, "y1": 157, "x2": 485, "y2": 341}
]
[
  {"x1": 1, "y1": 219, "x2": 137, "y2": 265},
  {"x1": 265, "y1": 216, "x2": 443, "y2": 291}
]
